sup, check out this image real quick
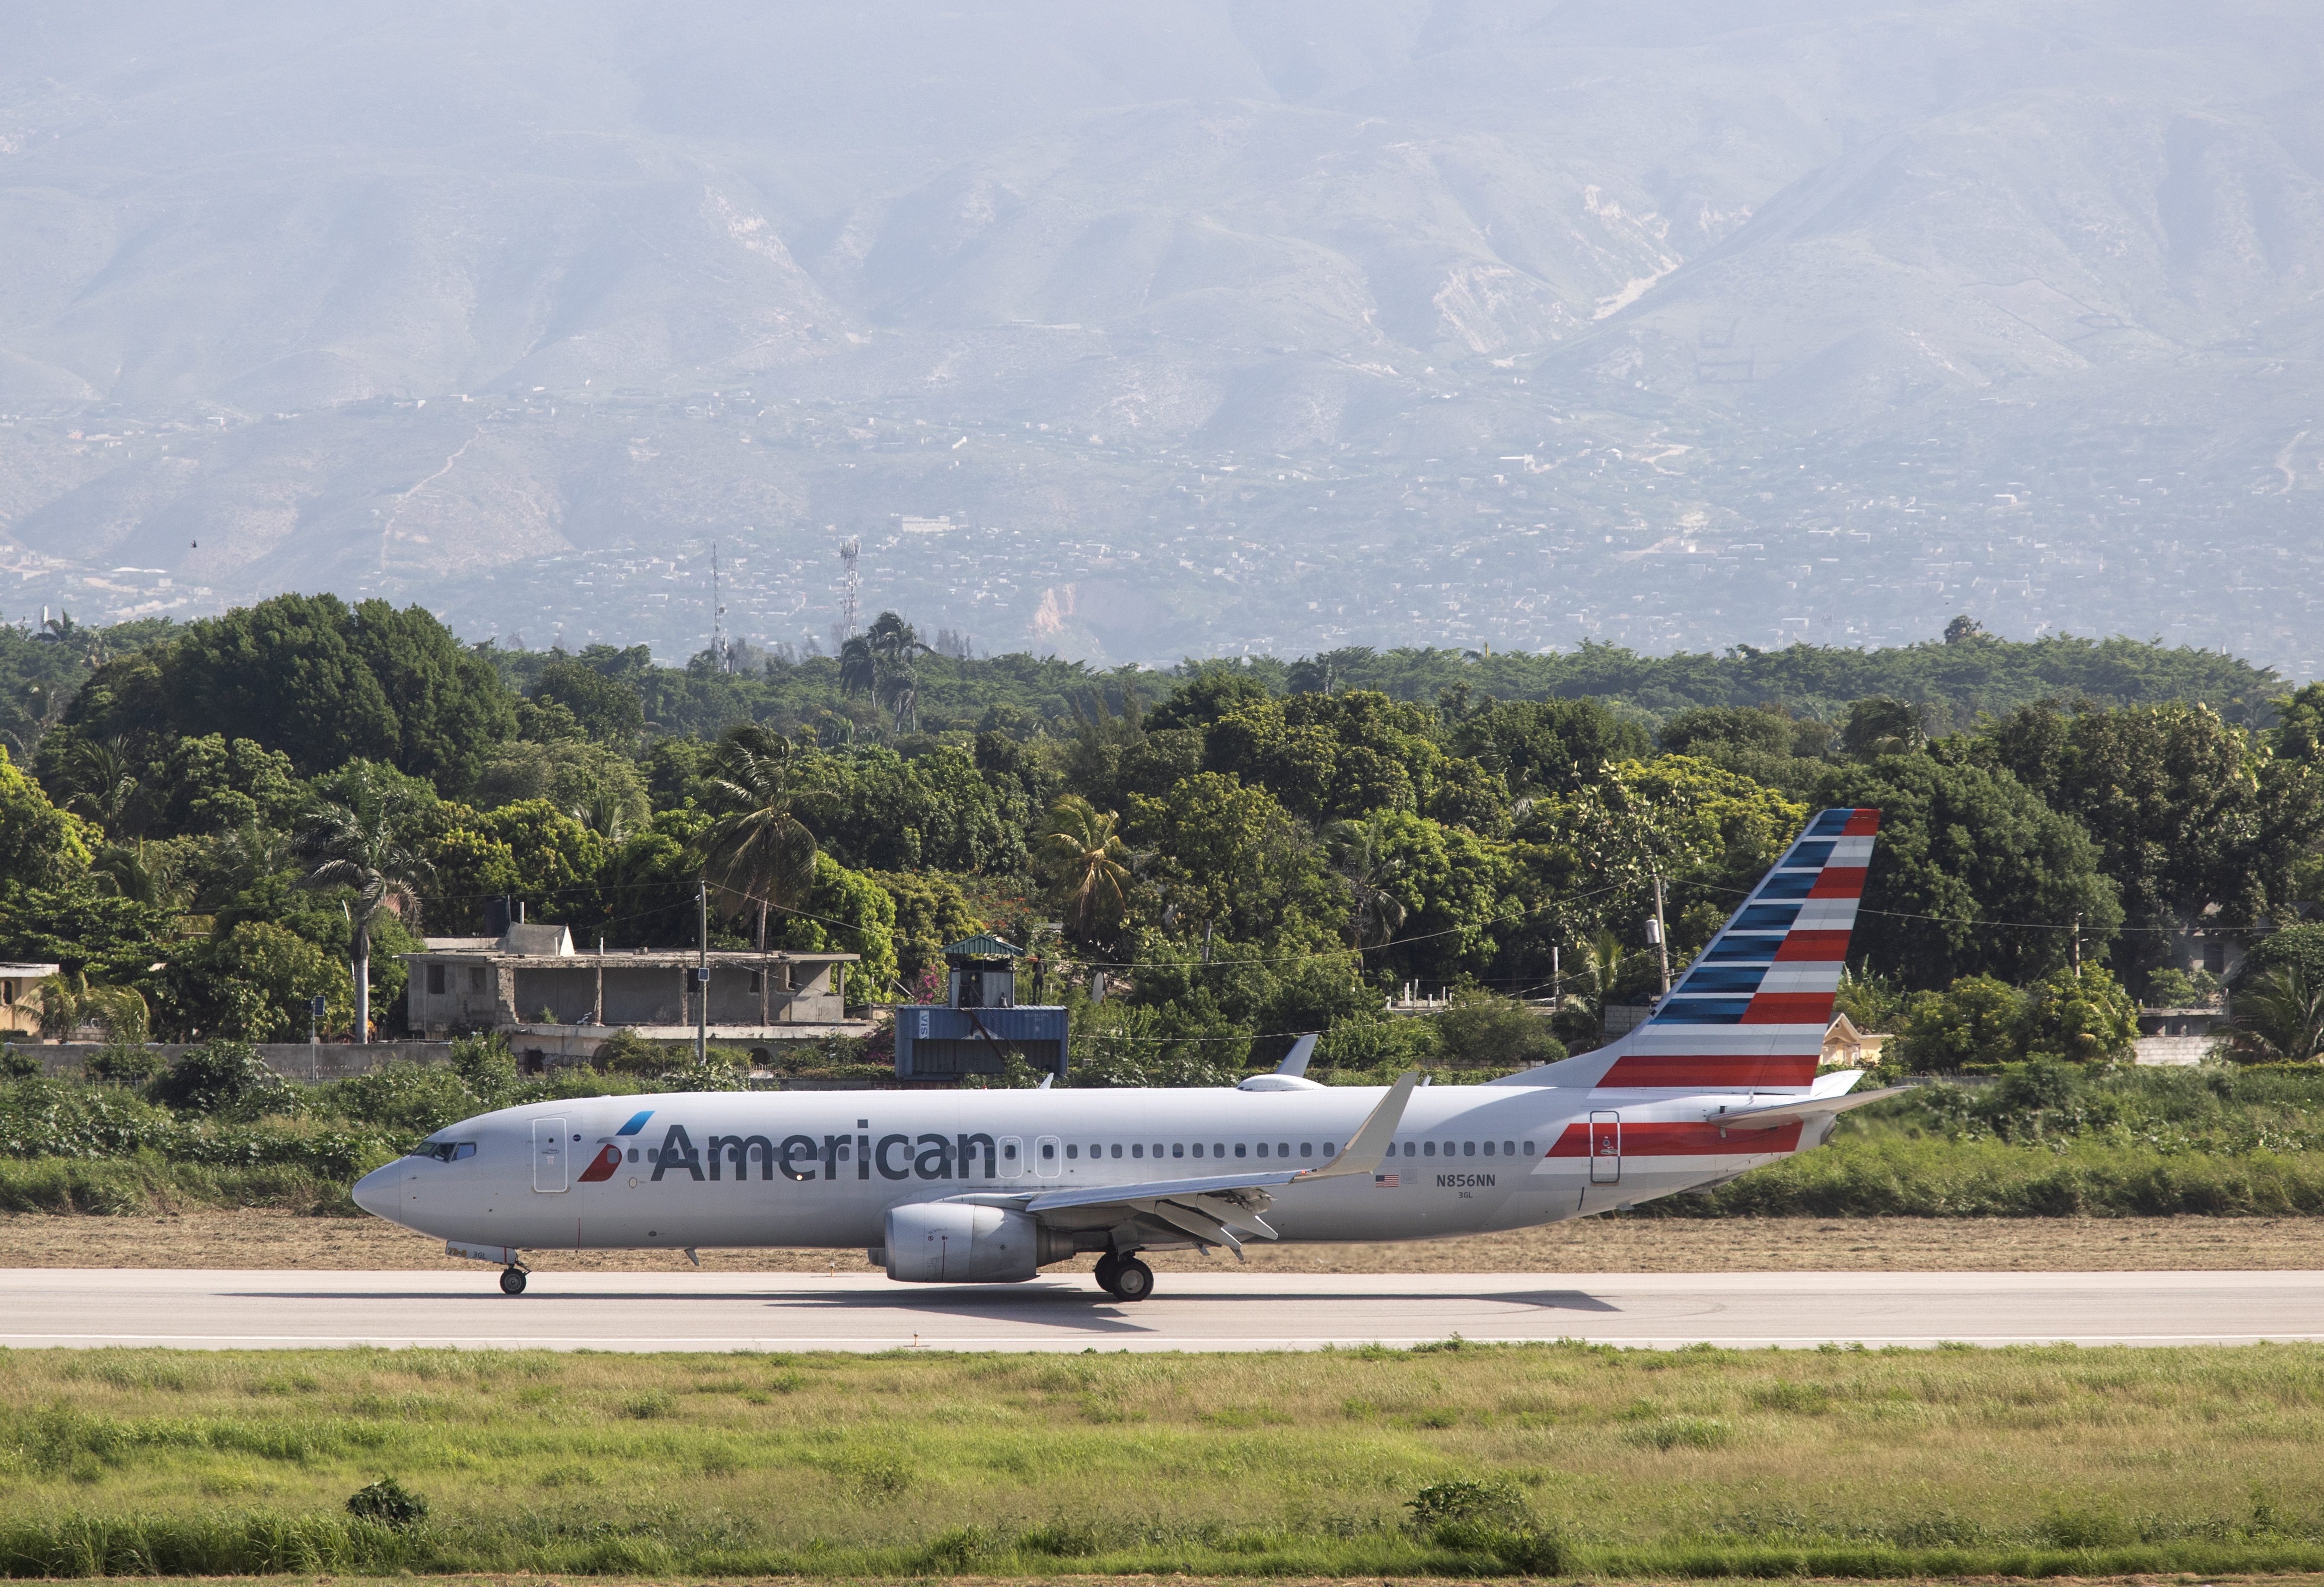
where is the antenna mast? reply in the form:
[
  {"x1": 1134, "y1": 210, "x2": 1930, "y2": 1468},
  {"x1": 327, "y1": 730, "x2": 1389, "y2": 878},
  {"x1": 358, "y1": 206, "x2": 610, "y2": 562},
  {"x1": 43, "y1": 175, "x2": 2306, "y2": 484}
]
[
  {"x1": 837, "y1": 535, "x2": 861, "y2": 645},
  {"x1": 710, "y1": 541, "x2": 726, "y2": 670}
]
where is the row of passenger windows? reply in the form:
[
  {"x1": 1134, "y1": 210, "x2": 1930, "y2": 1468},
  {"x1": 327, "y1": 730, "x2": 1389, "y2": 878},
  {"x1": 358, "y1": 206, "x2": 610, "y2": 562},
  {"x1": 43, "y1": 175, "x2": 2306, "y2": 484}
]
[
  {"x1": 1392, "y1": 1140, "x2": 1534, "y2": 1158},
  {"x1": 1040, "y1": 1140, "x2": 1334, "y2": 1162}
]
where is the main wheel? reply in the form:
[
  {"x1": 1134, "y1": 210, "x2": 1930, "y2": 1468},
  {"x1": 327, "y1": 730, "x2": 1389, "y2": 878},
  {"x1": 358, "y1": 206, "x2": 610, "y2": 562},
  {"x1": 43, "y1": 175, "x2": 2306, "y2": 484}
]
[
  {"x1": 1093, "y1": 1251, "x2": 1122, "y2": 1294},
  {"x1": 1111, "y1": 1258, "x2": 1154, "y2": 1303},
  {"x1": 499, "y1": 1267, "x2": 528, "y2": 1295}
]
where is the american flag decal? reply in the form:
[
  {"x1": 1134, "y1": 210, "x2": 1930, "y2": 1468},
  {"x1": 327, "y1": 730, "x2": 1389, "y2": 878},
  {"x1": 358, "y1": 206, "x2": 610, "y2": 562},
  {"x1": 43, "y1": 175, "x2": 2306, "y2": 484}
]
[{"x1": 1375, "y1": 1173, "x2": 1399, "y2": 1187}]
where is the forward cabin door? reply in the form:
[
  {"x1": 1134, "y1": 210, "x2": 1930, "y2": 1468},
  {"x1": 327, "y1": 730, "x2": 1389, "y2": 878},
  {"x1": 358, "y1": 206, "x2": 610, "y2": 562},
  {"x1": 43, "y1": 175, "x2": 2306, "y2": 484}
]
[
  {"x1": 1034, "y1": 1134, "x2": 1063, "y2": 1178},
  {"x1": 533, "y1": 1118, "x2": 569, "y2": 1192},
  {"x1": 1587, "y1": 1111, "x2": 1621, "y2": 1185}
]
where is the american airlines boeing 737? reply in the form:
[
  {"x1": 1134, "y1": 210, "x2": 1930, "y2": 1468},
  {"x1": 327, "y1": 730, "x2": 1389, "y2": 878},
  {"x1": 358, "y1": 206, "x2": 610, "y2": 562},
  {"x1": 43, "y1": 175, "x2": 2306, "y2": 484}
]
[{"x1": 352, "y1": 807, "x2": 1898, "y2": 1301}]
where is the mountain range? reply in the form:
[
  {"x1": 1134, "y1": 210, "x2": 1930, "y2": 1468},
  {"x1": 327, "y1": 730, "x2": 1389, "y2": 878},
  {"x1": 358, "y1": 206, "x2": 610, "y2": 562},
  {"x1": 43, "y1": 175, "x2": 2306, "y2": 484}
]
[{"x1": 1, "y1": 0, "x2": 2319, "y2": 676}]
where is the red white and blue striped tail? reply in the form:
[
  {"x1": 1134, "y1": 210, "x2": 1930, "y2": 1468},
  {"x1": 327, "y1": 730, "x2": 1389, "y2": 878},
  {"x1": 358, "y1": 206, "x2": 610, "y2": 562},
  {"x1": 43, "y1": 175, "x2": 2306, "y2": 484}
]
[{"x1": 1489, "y1": 806, "x2": 1879, "y2": 1094}]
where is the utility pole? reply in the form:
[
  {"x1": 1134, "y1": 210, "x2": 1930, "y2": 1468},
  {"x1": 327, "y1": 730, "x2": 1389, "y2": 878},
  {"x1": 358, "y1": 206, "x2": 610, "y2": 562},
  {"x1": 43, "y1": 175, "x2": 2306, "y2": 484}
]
[
  {"x1": 2072, "y1": 913, "x2": 2082, "y2": 979},
  {"x1": 1650, "y1": 874, "x2": 1671, "y2": 998},
  {"x1": 1552, "y1": 944, "x2": 1561, "y2": 1005},
  {"x1": 697, "y1": 880, "x2": 710, "y2": 1064},
  {"x1": 710, "y1": 540, "x2": 726, "y2": 670}
]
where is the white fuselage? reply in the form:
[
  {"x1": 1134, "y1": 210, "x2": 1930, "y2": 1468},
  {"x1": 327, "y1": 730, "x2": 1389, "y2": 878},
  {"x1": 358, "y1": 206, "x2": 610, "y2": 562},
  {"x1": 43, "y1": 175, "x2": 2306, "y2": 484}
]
[{"x1": 353, "y1": 1082, "x2": 1818, "y2": 1258}]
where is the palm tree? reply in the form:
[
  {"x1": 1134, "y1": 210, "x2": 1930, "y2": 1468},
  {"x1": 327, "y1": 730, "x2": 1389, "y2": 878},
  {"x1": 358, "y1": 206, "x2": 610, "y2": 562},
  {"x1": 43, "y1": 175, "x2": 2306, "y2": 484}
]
[
  {"x1": 296, "y1": 767, "x2": 435, "y2": 1043},
  {"x1": 837, "y1": 636, "x2": 879, "y2": 699},
  {"x1": 1324, "y1": 819, "x2": 1407, "y2": 948},
  {"x1": 695, "y1": 725, "x2": 821, "y2": 949},
  {"x1": 2227, "y1": 965, "x2": 2324, "y2": 1063},
  {"x1": 66, "y1": 737, "x2": 140, "y2": 835},
  {"x1": 33, "y1": 971, "x2": 149, "y2": 1044},
  {"x1": 1042, "y1": 795, "x2": 1132, "y2": 944}
]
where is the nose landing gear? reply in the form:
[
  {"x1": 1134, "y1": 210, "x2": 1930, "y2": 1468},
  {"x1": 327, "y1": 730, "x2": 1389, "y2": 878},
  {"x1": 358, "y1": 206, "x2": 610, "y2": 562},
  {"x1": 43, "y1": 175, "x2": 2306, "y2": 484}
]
[
  {"x1": 499, "y1": 1266, "x2": 528, "y2": 1295},
  {"x1": 1093, "y1": 1251, "x2": 1154, "y2": 1302}
]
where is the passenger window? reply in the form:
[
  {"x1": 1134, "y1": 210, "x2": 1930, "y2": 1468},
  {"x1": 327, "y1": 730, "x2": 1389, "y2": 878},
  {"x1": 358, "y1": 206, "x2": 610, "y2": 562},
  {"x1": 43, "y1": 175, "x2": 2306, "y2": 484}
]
[
  {"x1": 1523, "y1": 1140, "x2": 1536, "y2": 1155},
  {"x1": 1066, "y1": 1145, "x2": 1079, "y2": 1160},
  {"x1": 1041, "y1": 1142, "x2": 1055, "y2": 1161},
  {"x1": 1213, "y1": 1142, "x2": 1224, "y2": 1157},
  {"x1": 1255, "y1": 1143, "x2": 1268, "y2": 1158},
  {"x1": 1464, "y1": 1142, "x2": 1476, "y2": 1157},
  {"x1": 1190, "y1": 1143, "x2": 1202, "y2": 1158},
  {"x1": 1277, "y1": 1142, "x2": 1289, "y2": 1156},
  {"x1": 1111, "y1": 1144, "x2": 1123, "y2": 1159},
  {"x1": 1482, "y1": 1141, "x2": 1495, "y2": 1156},
  {"x1": 1424, "y1": 1142, "x2": 1436, "y2": 1157},
  {"x1": 838, "y1": 1145, "x2": 850, "y2": 1161},
  {"x1": 1172, "y1": 1143, "x2": 1184, "y2": 1159},
  {"x1": 1299, "y1": 1143, "x2": 1312, "y2": 1158},
  {"x1": 1504, "y1": 1141, "x2": 1516, "y2": 1156},
  {"x1": 647, "y1": 1148, "x2": 659, "y2": 1161},
  {"x1": 1234, "y1": 1143, "x2": 1247, "y2": 1158},
  {"x1": 1404, "y1": 1142, "x2": 1416, "y2": 1157},
  {"x1": 1004, "y1": 1143, "x2": 1019, "y2": 1161},
  {"x1": 1132, "y1": 1144, "x2": 1144, "y2": 1159},
  {"x1": 626, "y1": 1147, "x2": 638, "y2": 1163},
  {"x1": 1323, "y1": 1142, "x2": 1335, "y2": 1156},
  {"x1": 1151, "y1": 1143, "x2": 1163, "y2": 1157}
]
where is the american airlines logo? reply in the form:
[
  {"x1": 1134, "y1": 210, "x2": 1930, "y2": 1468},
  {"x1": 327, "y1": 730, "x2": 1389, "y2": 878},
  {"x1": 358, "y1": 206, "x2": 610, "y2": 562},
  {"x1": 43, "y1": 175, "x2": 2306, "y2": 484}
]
[{"x1": 589, "y1": 1122, "x2": 1009, "y2": 1185}]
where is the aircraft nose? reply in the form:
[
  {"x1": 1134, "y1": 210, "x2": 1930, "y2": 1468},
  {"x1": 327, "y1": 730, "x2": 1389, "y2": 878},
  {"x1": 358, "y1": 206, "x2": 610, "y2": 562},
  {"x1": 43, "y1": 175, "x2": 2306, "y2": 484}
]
[{"x1": 351, "y1": 1163, "x2": 402, "y2": 1222}]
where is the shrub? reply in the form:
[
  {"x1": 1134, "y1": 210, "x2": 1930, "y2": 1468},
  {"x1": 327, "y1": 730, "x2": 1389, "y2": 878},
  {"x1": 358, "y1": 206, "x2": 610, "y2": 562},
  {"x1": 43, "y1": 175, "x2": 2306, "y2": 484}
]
[
  {"x1": 1408, "y1": 1478, "x2": 1531, "y2": 1532},
  {"x1": 0, "y1": 1046, "x2": 40, "y2": 1081},
  {"x1": 345, "y1": 1477, "x2": 427, "y2": 1530},
  {"x1": 149, "y1": 1040, "x2": 292, "y2": 1117},
  {"x1": 82, "y1": 1043, "x2": 163, "y2": 1087}
]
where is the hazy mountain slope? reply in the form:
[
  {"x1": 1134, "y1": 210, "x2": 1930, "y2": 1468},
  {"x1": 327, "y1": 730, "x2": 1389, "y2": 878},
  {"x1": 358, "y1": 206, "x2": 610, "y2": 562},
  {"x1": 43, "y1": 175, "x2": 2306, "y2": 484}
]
[{"x1": 0, "y1": 1, "x2": 2318, "y2": 676}]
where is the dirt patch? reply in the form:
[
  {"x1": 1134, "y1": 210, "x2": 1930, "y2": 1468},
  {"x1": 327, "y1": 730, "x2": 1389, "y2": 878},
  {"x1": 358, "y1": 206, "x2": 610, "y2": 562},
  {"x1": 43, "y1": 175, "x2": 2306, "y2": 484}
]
[{"x1": 3, "y1": 1208, "x2": 2318, "y2": 1272}]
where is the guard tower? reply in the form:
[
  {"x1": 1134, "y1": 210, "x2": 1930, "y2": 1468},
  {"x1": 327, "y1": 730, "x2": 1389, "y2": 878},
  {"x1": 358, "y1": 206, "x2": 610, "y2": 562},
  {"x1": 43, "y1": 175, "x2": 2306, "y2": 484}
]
[{"x1": 892, "y1": 935, "x2": 1070, "y2": 1081}]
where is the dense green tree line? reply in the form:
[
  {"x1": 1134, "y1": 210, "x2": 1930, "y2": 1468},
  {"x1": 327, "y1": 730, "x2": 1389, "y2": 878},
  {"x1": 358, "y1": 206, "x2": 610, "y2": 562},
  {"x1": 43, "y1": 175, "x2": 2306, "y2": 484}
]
[{"x1": 1, "y1": 596, "x2": 2318, "y2": 1067}]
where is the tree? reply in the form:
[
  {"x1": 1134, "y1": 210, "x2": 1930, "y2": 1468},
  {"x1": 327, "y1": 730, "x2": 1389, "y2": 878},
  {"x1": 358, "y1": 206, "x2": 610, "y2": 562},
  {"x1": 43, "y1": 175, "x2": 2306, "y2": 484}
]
[
  {"x1": 49, "y1": 594, "x2": 515, "y2": 790},
  {"x1": 1125, "y1": 772, "x2": 1338, "y2": 950},
  {"x1": 1974, "y1": 702, "x2": 2324, "y2": 971},
  {"x1": 2017, "y1": 965, "x2": 2139, "y2": 1063},
  {"x1": 695, "y1": 726, "x2": 820, "y2": 949},
  {"x1": 1435, "y1": 991, "x2": 1565, "y2": 1069},
  {"x1": 1324, "y1": 818, "x2": 1408, "y2": 949},
  {"x1": 471, "y1": 739, "x2": 649, "y2": 834},
  {"x1": 769, "y1": 852, "x2": 897, "y2": 1003},
  {"x1": 531, "y1": 659, "x2": 644, "y2": 744},
  {"x1": 1893, "y1": 974, "x2": 2027, "y2": 1071},
  {"x1": 1840, "y1": 698, "x2": 1926, "y2": 759},
  {"x1": 1451, "y1": 697, "x2": 1648, "y2": 796},
  {"x1": 1040, "y1": 795, "x2": 1132, "y2": 946},
  {"x1": 1817, "y1": 754, "x2": 2122, "y2": 988},
  {"x1": 0, "y1": 747, "x2": 94, "y2": 891},
  {"x1": 297, "y1": 764, "x2": 436, "y2": 1042},
  {"x1": 870, "y1": 870, "x2": 984, "y2": 990},
  {"x1": 142, "y1": 734, "x2": 302, "y2": 836},
  {"x1": 2225, "y1": 965, "x2": 2324, "y2": 1064},
  {"x1": 30, "y1": 970, "x2": 149, "y2": 1043}
]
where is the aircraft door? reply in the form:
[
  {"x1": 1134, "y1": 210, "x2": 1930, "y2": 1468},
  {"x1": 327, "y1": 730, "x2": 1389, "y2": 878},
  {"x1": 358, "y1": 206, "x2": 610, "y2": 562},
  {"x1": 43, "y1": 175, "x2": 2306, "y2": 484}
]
[
  {"x1": 1034, "y1": 1134, "x2": 1062, "y2": 1178},
  {"x1": 998, "y1": 1136, "x2": 1024, "y2": 1178},
  {"x1": 1587, "y1": 1111, "x2": 1621, "y2": 1185},
  {"x1": 533, "y1": 1118, "x2": 570, "y2": 1192}
]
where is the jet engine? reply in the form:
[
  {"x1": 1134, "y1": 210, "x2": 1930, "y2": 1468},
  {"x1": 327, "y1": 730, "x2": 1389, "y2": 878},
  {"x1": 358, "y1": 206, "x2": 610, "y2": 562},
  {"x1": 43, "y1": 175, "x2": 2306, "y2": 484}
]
[{"x1": 877, "y1": 1202, "x2": 1074, "y2": 1283}]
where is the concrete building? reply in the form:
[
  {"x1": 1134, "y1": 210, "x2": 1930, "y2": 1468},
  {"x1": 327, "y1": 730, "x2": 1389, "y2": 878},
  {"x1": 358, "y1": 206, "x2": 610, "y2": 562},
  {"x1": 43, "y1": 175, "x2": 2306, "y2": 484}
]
[
  {"x1": 400, "y1": 925, "x2": 857, "y2": 1041},
  {"x1": 0, "y1": 963, "x2": 60, "y2": 1039}
]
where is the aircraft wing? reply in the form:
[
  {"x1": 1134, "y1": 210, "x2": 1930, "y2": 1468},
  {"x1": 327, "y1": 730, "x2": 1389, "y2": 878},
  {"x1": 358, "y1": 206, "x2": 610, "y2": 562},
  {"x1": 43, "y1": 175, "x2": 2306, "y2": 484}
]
[{"x1": 939, "y1": 1072, "x2": 1421, "y2": 1259}]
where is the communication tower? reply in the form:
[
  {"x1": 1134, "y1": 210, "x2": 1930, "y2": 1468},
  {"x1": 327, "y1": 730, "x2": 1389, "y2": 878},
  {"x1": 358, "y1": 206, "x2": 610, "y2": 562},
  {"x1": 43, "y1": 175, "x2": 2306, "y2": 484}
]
[{"x1": 837, "y1": 534, "x2": 861, "y2": 644}]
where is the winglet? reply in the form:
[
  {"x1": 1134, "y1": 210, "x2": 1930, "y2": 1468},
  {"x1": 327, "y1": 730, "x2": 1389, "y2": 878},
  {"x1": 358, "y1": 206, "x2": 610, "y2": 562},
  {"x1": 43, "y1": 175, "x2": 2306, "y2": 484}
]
[
  {"x1": 1299, "y1": 1070, "x2": 1419, "y2": 1179},
  {"x1": 1276, "y1": 1033, "x2": 1318, "y2": 1077}
]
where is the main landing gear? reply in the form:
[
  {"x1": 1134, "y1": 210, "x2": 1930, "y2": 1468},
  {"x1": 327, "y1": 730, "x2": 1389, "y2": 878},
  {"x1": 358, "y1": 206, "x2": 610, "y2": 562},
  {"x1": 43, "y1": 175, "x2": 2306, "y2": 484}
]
[
  {"x1": 1093, "y1": 1251, "x2": 1154, "y2": 1302},
  {"x1": 499, "y1": 1266, "x2": 528, "y2": 1295}
]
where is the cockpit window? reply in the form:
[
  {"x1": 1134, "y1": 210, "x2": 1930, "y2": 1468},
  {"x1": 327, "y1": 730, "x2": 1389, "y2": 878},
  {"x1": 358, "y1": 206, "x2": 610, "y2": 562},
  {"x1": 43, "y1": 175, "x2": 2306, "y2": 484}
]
[{"x1": 407, "y1": 1141, "x2": 478, "y2": 1162}]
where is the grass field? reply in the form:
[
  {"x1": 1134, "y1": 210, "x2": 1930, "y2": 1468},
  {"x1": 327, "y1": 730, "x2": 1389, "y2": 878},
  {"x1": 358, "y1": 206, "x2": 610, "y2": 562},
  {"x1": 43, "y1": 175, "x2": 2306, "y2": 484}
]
[{"x1": 8, "y1": 1340, "x2": 2324, "y2": 1579}]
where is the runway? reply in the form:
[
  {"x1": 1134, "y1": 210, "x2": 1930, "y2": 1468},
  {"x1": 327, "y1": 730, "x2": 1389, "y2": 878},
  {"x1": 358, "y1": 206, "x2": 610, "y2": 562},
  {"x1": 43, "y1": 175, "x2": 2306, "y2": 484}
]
[{"x1": 3, "y1": 1267, "x2": 2316, "y2": 1350}]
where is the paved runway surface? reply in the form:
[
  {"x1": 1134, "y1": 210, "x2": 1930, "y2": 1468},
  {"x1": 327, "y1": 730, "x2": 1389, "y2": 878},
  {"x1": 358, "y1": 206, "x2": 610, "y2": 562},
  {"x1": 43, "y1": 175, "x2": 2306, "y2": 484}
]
[{"x1": 3, "y1": 1267, "x2": 2315, "y2": 1350}]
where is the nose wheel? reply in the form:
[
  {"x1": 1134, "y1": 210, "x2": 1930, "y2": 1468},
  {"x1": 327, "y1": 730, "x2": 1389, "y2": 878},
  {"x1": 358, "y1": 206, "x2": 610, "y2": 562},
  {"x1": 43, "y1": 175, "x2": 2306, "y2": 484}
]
[
  {"x1": 1094, "y1": 1252, "x2": 1153, "y2": 1302},
  {"x1": 499, "y1": 1266, "x2": 528, "y2": 1295}
]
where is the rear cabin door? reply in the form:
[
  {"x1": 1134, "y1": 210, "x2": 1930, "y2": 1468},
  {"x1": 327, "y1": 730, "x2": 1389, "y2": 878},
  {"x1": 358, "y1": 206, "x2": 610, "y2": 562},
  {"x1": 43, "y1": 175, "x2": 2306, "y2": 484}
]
[
  {"x1": 533, "y1": 1118, "x2": 569, "y2": 1192},
  {"x1": 1587, "y1": 1111, "x2": 1621, "y2": 1185}
]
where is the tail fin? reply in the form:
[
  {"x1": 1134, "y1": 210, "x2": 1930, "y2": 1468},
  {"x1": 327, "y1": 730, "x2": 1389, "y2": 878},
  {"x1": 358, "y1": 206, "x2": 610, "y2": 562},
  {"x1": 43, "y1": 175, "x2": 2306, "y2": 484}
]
[{"x1": 1490, "y1": 806, "x2": 1879, "y2": 1091}]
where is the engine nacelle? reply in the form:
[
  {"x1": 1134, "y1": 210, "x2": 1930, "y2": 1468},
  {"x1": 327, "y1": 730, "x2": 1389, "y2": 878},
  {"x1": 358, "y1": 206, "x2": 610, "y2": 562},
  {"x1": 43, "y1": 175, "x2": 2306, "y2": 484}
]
[{"x1": 879, "y1": 1202, "x2": 1073, "y2": 1283}]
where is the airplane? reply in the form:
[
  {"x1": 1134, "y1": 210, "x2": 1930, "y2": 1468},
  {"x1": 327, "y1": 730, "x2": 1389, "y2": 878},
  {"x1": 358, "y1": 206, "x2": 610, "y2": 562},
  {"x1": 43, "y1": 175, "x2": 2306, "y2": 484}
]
[{"x1": 353, "y1": 806, "x2": 1899, "y2": 1300}]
